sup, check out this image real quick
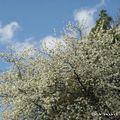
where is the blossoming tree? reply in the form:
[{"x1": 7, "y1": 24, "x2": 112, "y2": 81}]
[{"x1": 0, "y1": 11, "x2": 120, "y2": 120}]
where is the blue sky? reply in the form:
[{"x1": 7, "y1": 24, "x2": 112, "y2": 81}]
[{"x1": 0, "y1": 0, "x2": 120, "y2": 71}]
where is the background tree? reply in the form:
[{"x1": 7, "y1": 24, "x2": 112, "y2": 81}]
[
  {"x1": 91, "y1": 9, "x2": 112, "y2": 33},
  {"x1": 0, "y1": 10, "x2": 120, "y2": 120}
]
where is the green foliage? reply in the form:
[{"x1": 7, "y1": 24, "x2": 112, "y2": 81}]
[
  {"x1": 0, "y1": 11, "x2": 120, "y2": 120},
  {"x1": 91, "y1": 9, "x2": 112, "y2": 33}
]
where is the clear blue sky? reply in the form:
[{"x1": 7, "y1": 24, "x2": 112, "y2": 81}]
[{"x1": 0, "y1": 0, "x2": 120, "y2": 69}]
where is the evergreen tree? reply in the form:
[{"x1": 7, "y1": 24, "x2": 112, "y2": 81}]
[{"x1": 91, "y1": 9, "x2": 112, "y2": 33}]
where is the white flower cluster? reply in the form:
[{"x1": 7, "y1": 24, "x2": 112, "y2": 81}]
[{"x1": 0, "y1": 23, "x2": 120, "y2": 120}]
